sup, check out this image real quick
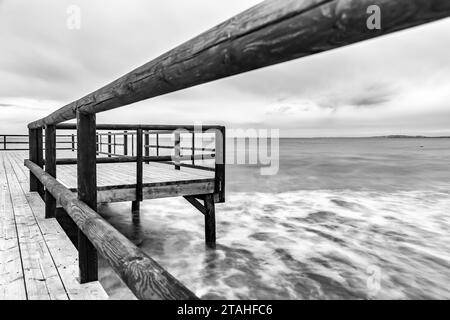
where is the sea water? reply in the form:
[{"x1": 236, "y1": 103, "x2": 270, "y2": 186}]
[{"x1": 97, "y1": 138, "x2": 450, "y2": 300}]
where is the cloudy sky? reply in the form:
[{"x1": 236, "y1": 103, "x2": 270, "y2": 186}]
[{"x1": 1, "y1": 0, "x2": 450, "y2": 137}]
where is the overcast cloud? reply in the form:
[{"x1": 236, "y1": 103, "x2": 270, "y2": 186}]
[{"x1": 1, "y1": 0, "x2": 450, "y2": 136}]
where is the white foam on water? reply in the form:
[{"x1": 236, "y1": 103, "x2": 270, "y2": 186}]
[{"x1": 99, "y1": 189, "x2": 450, "y2": 299}]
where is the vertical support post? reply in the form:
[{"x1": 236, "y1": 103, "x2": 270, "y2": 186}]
[
  {"x1": 132, "y1": 129, "x2": 143, "y2": 214},
  {"x1": 192, "y1": 132, "x2": 195, "y2": 165},
  {"x1": 29, "y1": 128, "x2": 44, "y2": 198},
  {"x1": 113, "y1": 134, "x2": 116, "y2": 154},
  {"x1": 96, "y1": 133, "x2": 99, "y2": 155},
  {"x1": 123, "y1": 131, "x2": 128, "y2": 155},
  {"x1": 131, "y1": 133, "x2": 134, "y2": 156},
  {"x1": 76, "y1": 111, "x2": 98, "y2": 283},
  {"x1": 156, "y1": 133, "x2": 159, "y2": 156},
  {"x1": 45, "y1": 125, "x2": 57, "y2": 219},
  {"x1": 71, "y1": 134, "x2": 75, "y2": 152},
  {"x1": 3, "y1": 135, "x2": 6, "y2": 150},
  {"x1": 107, "y1": 132, "x2": 112, "y2": 157},
  {"x1": 144, "y1": 131, "x2": 149, "y2": 164},
  {"x1": 214, "y1": 127, "x2": 226, "y2": 203},
  {"x1": 174, "y1": 131, "x2": 180, "y2": 170},
  {"x1": 204, "y1": 194, "x2": 216, "y2": 248}
]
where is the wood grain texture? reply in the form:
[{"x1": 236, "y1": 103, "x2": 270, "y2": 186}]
[
  {"x1": 3, "y1": 157, "x2": 68, "y2": 300},
  {"x1": 24, "y1": 159, "x2": 198, "y2": 300},
  {"x1": 28, "y1": 0, "x2": 450, "y2": 129},
  {"x1": 77, "y1": 112, "x2": 99, "y2": 283},
  {"x1": 204, "y1": 194, "x2": 216, "y2": 247},
  {"x1": 0, "y1": 153, "x2": 27, "y2": 300},
  {"x1": 214, "y1": 127, "x2": 225, "y2": 203},
  {"x1": 45, "y1": 125, "x2": 57, "y2": 219},
  {"x1": 4, "y1": 153, "x2": 108, "y2": 300}
]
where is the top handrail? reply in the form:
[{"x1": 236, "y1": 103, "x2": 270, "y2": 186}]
[
  {"x1": 56, "y1": 123, "x2": 223, "y2": 131},
  {"x1": 27, "y1": 0, "x2": 450, "y2": 129}
]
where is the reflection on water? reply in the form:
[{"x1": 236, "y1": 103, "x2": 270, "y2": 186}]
[{"x1": 96, "y1": 138, "x2": 450, "y2": 299}]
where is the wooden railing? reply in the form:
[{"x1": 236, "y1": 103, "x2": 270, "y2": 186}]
[
  {"x1": 24, "y1": 0, "x2": 450, "y2": 301},
  {"x1": 0, "y1": 134, "x2": 76, "y2": 151},
  {"x1": 55, "y1": 123, "x2": 226, "y2": 208}
]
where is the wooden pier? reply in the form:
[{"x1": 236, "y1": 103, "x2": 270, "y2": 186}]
[{"x1": 1, "y1": 0, "x2": 449, "y2": 300}]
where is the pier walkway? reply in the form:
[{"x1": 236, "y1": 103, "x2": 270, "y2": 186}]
[{"x1": 0, "y1": 151, "x2": 108, "y2": 300}]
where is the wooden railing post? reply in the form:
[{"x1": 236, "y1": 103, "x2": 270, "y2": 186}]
[
  {"x1": 45, "y1": 125, "x2": 57, "y2": 219},
  {"x1": 156, "y1": 133, "x2": 159, "y2": 156},
  {"x1": 107, "y1": 132, "x2": 112, "y2": 157},
  {"x1": 132, "y1": 129, "x2": 143, "y2": 213},
  {"x1": 113, "y1": 134, "x2": 116, "y2": 155},
  {"x1": 29, "y1": 128, "x2": 44, "y2": 198},
  {"x1": 96, "y1": 133, "x2": 99, "y2": 155},
  {"x1": 3, "y1": 135, "x2": 6, "y2": 150},
  {"x1": 131, "y1": 133, "x2": 134, "y2": 156},
  {"x1": 191, "y1": 132, "x2": 195, "y2": 165},
  {"x1": 174, "y1": 131, "x2": 180, "y2": 170},
  {"x1": 144, "y1": 131, "x2": 149, "y2": 164},
  {"x1": 76, "y1": 110, "x2": 98, "y2": 283},
  {"x1": 214, "y1": 127, "x2": 225, "y2": 203},
  {"x1": 124, "y1": 131, "x2": 128, "y2": 155},
  {"x1": 71, "y1": 133, "x2": 75, "y2": 152}
]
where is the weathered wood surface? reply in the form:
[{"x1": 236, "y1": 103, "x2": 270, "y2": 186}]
[
  {"x1": 28, "y1": 0, "x2": 450, "y2": 129},
  {"x1": 204, "y1": 194, "x2": 216, "y2": 247},
  {"x1": 0, "y1": 153, "x2": 26, "y2": 299},
  {"x1": 76, "y1": 111, "x2": 99, "y2": 283},
  {"x1": 97, "y1": 180, "x2": 215, "y2": 203},
  {"x1": 24, "y1": 159, "x2": 198, "y2": 300},
  {"x1": 54, "y1": 154, "x2": 214, "y2": 165},
  {"x1": 0, "y1": 152, "x2": 107, "y2": 300},
  {"x1": 214, "y1": 128, "x2": 225, "y2": 203},
  {"x1": 45, "y1": 125, "x2": 57, "y2": 218},
  {"x1": 57, "y1": 123, "x2": 223, "y2": 131}
]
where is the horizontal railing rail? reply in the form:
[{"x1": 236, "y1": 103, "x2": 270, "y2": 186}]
[{"x1": 0, "y1": 134, "x2": 77, "y2": 151}]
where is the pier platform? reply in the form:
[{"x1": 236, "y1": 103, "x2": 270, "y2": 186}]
[{"x1": 9, "y1": 150, "x2": 215, "y2": 203}]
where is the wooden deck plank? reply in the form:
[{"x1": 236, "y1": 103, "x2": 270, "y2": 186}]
[
  {"x1": 1, "y1": 152, "x2": 109, "y2": 300},
  {"x1": 5, "y1": 152, "x2": 108, "y2": 300},
  {"x1": 3, "y1": 157, "x2": 69, "y2": 300},
  {"x1": 0, "y1": 153, "x2": 27, "y2": 300}
]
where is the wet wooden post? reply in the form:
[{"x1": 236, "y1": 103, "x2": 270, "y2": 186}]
[
  {"x1": 214, "y1": 127, "x2": 226, "y2": 203},
  {"x1": 29, "y1": 128, "x2": 44, "y2": 198},
  {"x1": 204, "y1": 194, "x2": 216, "y2": 247},
  {"x1": 107, "y1": 132, "x2": 112, "y2": 157},
  {"x1": 76, "y1": 110, "x2": 98, "y2": 283},
  {"x1": 123, "y1": 131, "x2": 128, "y2": 155},
  {"x1": 144, "y1": 131, "x2": 149, "y2": 164},
  {"x1": 174, "y1": 131, "x2": 180, "y2": 170},
  {"x1": 45, "y1": 125, "x2": 56, "y2": 219},
  {"x1": 132, "y1": 128, "x2": 143, "y2": 214}
]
